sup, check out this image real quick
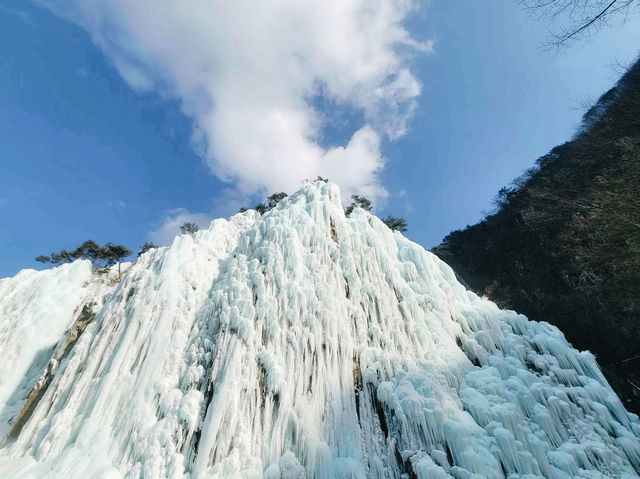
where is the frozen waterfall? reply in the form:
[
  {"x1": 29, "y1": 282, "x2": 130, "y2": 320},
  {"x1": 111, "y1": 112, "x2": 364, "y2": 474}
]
[{"x1": 0, "y1": 181, "x2": 638, "y2": 478}]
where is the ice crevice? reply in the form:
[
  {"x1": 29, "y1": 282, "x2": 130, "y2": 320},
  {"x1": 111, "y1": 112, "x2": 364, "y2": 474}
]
[{"x1": 0, "y1": 181, "x2": 638, "y2": 478}]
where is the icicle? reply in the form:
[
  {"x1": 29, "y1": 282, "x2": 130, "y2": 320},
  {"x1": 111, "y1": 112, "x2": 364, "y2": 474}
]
[{"x1": 0, "y1": 182, "x2": 638, "y2": 479}]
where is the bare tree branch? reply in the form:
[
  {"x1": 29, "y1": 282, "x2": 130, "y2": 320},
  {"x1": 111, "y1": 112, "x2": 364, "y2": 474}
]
[
  {"x1": 521, "y1": 0, "x2": 638, "y2": 47},
  {"x1": 557, "y1": 0, "x2": 618, "y2": 43}
]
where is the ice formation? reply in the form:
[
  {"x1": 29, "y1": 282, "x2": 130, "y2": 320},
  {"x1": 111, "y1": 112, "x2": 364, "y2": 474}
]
[
  {"x1": 0, "y1": 181, "x2": 638, "y2": 479},
  {"x1": 0, "y1": 261, "x2": 126, "y2": 439}
]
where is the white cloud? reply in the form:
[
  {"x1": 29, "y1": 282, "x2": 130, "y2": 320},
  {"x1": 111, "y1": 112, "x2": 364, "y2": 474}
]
[
  {"x1": 42, "y1": 0, "x2": 429, "y2": 202},
  {"x1": 148, "y1": 208, "x2": 212, "y2": 245},
  {"x1": 107, "y1": 199, "x2": 127, "y2": 208}
]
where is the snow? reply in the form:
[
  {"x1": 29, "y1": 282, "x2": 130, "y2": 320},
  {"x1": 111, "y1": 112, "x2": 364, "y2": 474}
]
[
  {"x1": 0, "y1": 181, "x2": 638, "y2": 478},
  {"x1": 0, "y1": 260, "x2": 121, "y2": 438}
]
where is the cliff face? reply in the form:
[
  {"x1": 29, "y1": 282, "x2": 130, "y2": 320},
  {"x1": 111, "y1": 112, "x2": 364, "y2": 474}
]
[
  {"x1": 434, "y1": 57, "x2": 640, "y2": 416},
  {"x1": 1, "y1": 182, "x2": 639, "y2": 478}
]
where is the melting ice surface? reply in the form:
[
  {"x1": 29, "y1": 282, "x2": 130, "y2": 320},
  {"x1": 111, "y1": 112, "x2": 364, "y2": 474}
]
[{"x1": 0, "y1": 182, "x2": 638, "y2": 479}]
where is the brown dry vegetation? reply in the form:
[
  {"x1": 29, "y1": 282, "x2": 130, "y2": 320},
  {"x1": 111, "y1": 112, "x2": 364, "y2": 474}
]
[{"x1": 433, "y1": 56, "x2": 640, "y2": 413}]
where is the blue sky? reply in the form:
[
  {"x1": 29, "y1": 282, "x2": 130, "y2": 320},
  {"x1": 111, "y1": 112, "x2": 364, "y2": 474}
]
[{"x1": 1, "y1": 1, "x2": 639, "y2": 278}]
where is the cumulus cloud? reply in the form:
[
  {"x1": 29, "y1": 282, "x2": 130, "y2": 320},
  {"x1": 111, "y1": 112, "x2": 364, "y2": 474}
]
[
  {"x1": 42, "y1": 0, "x2": 429, "y2": 201},
  {"x1": 148, "y1": 208, "x2": 212, "y2": 245}
]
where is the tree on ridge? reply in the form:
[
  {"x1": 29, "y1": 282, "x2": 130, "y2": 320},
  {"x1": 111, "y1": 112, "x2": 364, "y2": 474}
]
[{"x1": 180, "y1": 222, "x2": 199, "y2": 235}]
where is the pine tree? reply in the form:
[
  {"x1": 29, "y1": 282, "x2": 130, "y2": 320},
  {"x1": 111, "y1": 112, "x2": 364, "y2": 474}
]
[
  {"x1": 179, "y1": 222, "x2": 199, "y2": 235},
  {"x1": 266, "y1": 192, "x2": 288, "y2": 210},
  {"x1": 254, "y1": 192, "x2": 288, "y2": 215},
  {"x1": 138, "y1": 242, "x2": 157, "y2": 257},
  {"x1": 72, "y1": 240, "x2": 103, "y2": 267},
  {"x1": 102, "y1": 243, "x2": 132, "y2": 279},
  {"x1": 382, "y1": 215, "x2": 408, "y2": 232},
  {"x1": 345, "y1": 194, "x2": 372, "y2": 216}
]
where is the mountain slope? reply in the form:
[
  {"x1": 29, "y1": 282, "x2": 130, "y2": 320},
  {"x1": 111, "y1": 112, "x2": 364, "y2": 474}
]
[
  {"x1": 1, "y1": 182, "x2": 639, "y2": 478},
  {"x1": 433, "y1": 57, "x2": 640, "y2": 415}
]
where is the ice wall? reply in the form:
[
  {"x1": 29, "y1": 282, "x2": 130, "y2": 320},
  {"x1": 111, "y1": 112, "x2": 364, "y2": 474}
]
[
  {"x1": 0, "y1": 261, "x2": 93, "y2": 437},
  {"x1": 0, "y1": 181, "x2": 638, "y2": 479},
  {"x1": 0, "y1": 261, "x2": 127, "y2": 439}
]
